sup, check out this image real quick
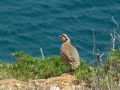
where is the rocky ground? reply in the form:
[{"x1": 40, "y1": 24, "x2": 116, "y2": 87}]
[{"x1": 0, "y1": 73, "x2": 91, "y2": 90}]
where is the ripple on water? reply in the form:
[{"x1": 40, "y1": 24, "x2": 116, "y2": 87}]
[{"x1": 0, "y1": 0, "x2": 120, "y2": 62}]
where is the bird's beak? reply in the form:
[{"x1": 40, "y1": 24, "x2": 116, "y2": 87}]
[{"x1": 59, "y1": 35, "x2": 62, "y2": 38}]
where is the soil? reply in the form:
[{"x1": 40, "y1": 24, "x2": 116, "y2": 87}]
[{"x1": 0, "y1": 73, "x2": 90, "y2": 90}]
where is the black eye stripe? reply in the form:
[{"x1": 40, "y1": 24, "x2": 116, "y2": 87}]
[
  {"x1": 62, "y1": 35, "x2": 67, "y2": 39},
  {"x1": 61, "y1": 35, "x2": 68, "y2": 42},
  {"x1": 62, "y1": 35, "x2": 66, "y2": 38}
]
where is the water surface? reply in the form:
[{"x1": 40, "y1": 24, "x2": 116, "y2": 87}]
[{"x1": 0, "y1": 0, "x2": 120, "y2": 63}]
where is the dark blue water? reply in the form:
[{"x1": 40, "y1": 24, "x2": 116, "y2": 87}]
[{"x1": 0, "y1": 0, "x2": 120, "y2": 63}]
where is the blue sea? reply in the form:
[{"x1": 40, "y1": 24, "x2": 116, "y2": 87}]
[{"x1": 0, "y1": 0, "x2": 120, "y2": 63}]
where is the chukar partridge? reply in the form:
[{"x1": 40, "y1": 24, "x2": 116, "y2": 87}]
[{"x1": 59, "y1": 34, "x2": 80, "y2": 70}]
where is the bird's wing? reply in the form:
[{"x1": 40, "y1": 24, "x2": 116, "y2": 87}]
[
  {"x1": 68, "y1": 44, "x2": 80, "y2": 62},
  {"x1": 61, "y1": 44, "x2": 76, "y2": 62},
  {"x1": 60, "y1": 50, "x2": 74, "y2": 66}
]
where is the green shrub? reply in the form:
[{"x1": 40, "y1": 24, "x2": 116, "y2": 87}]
[
  {"x1": 74, "y1": 60, "x2": 93, "y2": 83},
  {"x1": 91, "y1": 49, "x2": 120, "y2": 90},
  {"x1": 0, "y1": 51, "x2": 69, "y2": 80},
  {"x1": 10, "y1": 51, "x2": 69, "y2": 80}
]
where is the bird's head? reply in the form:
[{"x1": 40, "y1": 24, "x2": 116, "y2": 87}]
[{"x1": 59, "y1": 34, "x2": 70, "y2": 43}]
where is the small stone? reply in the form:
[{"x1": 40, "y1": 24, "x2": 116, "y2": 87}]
[{"x1": 50, "y1": 85, "x2": 61, "y2": 90}]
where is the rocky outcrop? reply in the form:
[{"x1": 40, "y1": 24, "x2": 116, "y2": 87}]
[{"x1": 0, "y1": 73, "x2": 90, "y2": 90}]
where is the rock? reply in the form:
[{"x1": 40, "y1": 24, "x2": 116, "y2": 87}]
[{"x1": 0, "y1": 73, "x2": 91, "y2": 90}]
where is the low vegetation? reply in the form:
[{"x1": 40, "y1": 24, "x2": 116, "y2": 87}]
[
  {"x1": 0, "y1": 49, "x2": 120, "y2": 89},
  {"x1": 0, "y1": 51, "x2": 69, "y2": 80},
  {"x1": 91, "y1": 49, "x2": 120, "y2": 90}
]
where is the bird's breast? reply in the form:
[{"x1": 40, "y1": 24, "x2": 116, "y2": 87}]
[{"x1": 61, "y1": 43, "x2": 73, "y2": 50}]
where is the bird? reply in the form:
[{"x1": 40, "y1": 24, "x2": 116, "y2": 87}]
[{"x1": 59, "y1": 34, "x2": 80, "y2": 71}]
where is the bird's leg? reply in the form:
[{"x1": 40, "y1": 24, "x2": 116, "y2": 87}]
[{"x1": 69, "y1": 66, "x2": 75, "y2": 74}]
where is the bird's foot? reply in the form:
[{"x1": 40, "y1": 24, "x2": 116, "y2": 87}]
[{"x1": 64, "y1": 69, "x2": 75, "y2": 75}]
